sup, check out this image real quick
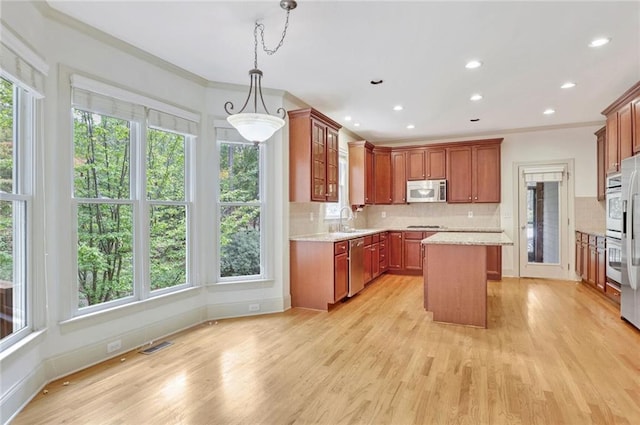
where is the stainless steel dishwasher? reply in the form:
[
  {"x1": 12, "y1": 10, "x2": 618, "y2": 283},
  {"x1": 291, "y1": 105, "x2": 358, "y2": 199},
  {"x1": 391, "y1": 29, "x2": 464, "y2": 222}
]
[{"x1": 348, "y1": 237, "x2": 365, "y2": 296}]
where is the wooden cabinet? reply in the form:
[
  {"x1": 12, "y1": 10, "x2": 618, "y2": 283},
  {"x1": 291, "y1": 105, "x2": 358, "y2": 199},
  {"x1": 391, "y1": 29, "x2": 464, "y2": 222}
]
[
  {"x1": 403, "y1": 231, "x2": 425, "y2": 271},
  {"x1": 288, "y1": 108, "x2": 342, "y2": 202},
  {"x1": 364, "y1": 238, "x2": 372, "y2": 283},
  {"x1": 581, "y1": 233, "x2": 588, "y2": 282},
  {"x1": 290, "y1": 240, "x2": 349, "y2": 311},
  {"x1": 406, "y1": 148, "x2": 446, "y2": 180},
  {"x1": 596, "y1": 126, "x2": 606, "y2": 201},
  {"x1": 446, "y1": 140, "x2": 501, "y2": 203},
  {"x1": 587, "y1": 235, "x2": 597, "y2": 286},
  {"x1": 348, "y1": 141, "x2": 375, "y2": 206},
  {"x1": 575, "y1": 231, "x2": 583, "y2": 277},
  {"x1": 576, "y1": 231, "x2": 615, "y2": 303},
  {"x1": 379, "y1": 232, "x2": 389, "y2": 272},
  {"x1": 602, "y1": 81, "x2": 640, "y2": 174},
  {"x1": 596, "y1": 236, "x2": 606, "y2": 292},
  {"x1": 486, "y1": 246, "x2": 502, "y2": 281},
  {"x1": 374, "y1": 148, "x2": 392, "y2": 204},
  {"x1": 391, "y1": 151, "x2": 406, "y2": 204},
  {"x1": 388, "y1": 232, "x2": 403, "y2": 270},
  {"x1": 364, "y1": 233, "x2": 383, "y2": 284}
]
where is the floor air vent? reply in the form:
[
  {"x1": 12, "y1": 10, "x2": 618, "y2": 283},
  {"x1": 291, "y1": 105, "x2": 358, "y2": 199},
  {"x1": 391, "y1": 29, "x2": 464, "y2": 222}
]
[{"x1": 140, "y1": 341, "x2": 172, "y2": 355}]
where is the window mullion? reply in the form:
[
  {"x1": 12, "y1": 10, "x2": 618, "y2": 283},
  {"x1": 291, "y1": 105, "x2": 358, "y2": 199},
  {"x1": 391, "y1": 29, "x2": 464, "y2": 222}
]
[{"x1": 136, "y1": 122, "x2": 149, "y2": 301}]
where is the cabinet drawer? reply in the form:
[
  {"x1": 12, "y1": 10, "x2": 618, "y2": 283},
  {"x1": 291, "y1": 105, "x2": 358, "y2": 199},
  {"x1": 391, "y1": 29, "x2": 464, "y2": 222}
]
[
  {"x1": 379, "y1": 232, "x2": 388, "y2": 241},
  {"x1": 379, "y1": 240, "x2": 387, "y2": 251},
  {"x1": 334, "y1": 241, "x2": 348, "y2": 255},
  {"x1": 364, "y1": 235, "x2": 373, "y2": 246},
  {"x1": 372, "y1": 233, "x2": 380, "y2": 243},
  {"x1": 404, "y1": 231, "x2": 424, "y2": 240}
]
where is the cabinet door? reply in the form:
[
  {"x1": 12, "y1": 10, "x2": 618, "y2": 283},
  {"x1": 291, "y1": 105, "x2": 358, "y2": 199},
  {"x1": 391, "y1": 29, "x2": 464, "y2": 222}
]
[
  {"x1": 391, "y1": 151, "x2": 406, "y2": 204},
  {"x1": 486, "y1": 245, "x2": 502, "y2": 280},
  {"x1": 374, "y1": 150, "x2": 392, "y2": 204},
  {"x1": 371, "y1": 243, "x2": 380, "y2": 278},
  {"x1": 379, "y1": 240, "x2": 388, "y2": 272},
  {"x1": 581, "y1": 241, "x2": 588, "y2": 281},
  {"x1": 388, "y1": 232, "x2": 403, "y2": 270},
  {"x1": 365, "y1": 148, "x2": 374, "y2": 205},
  {"x1": 334, "y1": 252, "x2": 348, "y2": 302},
  {"x1": 634, "y1": 99, "x2": 640, "y2": 154},
  {"x1": 364, "y1": 243, "x2": 372, "y2": 283},
  {"x1": 311, "y1": 119, "x2": 327, "y2": 201},
  {"x1": 575, "y1": 236, "x2": 582, "y2": 277},
  {"x1": 404, "y1": 239, "x2": 423, "y2": 270},
  {"x1": 606, "y1": 113, "x2": 619, "y2": 173},
  {"x1": 446, "y1": 146, "x2": 473, "y2": 203},
  {"x1": 407, "y1": 149, "x2": 426, "y2": 180},
  {"x1": 472, "y1": 145, "x2": 500, "y2": 203},
  {"x1": 597, "y1": 246, "x2": 606, "y2": 291},
  {"x1": 619, "y1": 103, "x2": 633, "y2": 163},
  {"x1": 588, "y1": 245, "x2": 597, "y2": 285},
  {"x1": 326, "y1": 127, "x2": 339, "y2": 202},
  {"x1": 426, "y1": 148, "x2": 446, "y2": 179},
  {"x1": 596, "y1": 127, "x2": 606, "y2": 201}
]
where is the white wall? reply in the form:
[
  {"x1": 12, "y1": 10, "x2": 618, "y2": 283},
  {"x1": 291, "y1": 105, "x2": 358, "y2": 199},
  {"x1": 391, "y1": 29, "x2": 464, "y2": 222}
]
[{"x1": 0, "y1": 2, "x2": 291, "y2": 423}]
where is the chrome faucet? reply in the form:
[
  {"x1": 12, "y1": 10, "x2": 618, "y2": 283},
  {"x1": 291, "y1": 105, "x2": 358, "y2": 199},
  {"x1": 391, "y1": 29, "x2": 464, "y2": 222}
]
[{"x1": 339, "y1": 206, "x2": 353, "y2": 232}]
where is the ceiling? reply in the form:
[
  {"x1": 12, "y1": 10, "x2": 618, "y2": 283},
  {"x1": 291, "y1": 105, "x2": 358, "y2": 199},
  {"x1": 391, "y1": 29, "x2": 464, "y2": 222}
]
[{"x1": 46, "y1": 1, "x2": 640, "y2": 144}]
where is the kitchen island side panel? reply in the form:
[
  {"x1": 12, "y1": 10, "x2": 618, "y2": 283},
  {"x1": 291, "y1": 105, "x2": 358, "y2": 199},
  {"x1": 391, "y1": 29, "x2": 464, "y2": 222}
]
[
  {"x1": 425, "y1": 244, "x2": 487, "y2": 327},
  {"x1": 290, "y1": 241, "x2": 334, "y2": 311}
]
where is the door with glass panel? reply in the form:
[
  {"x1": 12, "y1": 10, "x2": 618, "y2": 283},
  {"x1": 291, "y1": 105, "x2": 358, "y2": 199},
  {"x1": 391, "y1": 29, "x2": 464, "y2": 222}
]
[{"x1": 518, "y1": 164, "x2": 569, "y2": 279}]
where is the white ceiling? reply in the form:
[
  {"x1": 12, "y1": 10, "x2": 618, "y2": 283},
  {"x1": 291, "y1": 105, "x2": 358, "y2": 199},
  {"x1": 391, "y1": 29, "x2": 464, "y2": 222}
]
[{"x1": 46, "y1": 1, "x2": 640, "y2": 144}]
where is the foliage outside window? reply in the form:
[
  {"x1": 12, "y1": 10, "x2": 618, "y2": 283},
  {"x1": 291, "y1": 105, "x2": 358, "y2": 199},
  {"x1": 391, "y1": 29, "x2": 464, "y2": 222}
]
[
  {"x1": 0, "y1": 77, "x2": 30, "y2": 345},
  {"x1": 218, "y1": 136, "x2": 263, "y2": 279},
  {"x1": 72, "y1": 86, "x2": 193, "y2": 312}
]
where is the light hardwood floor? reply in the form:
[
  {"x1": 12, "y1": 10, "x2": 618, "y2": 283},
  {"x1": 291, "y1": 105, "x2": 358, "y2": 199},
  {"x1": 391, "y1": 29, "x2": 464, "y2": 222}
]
[{"x1": 14, "y1": 275, "x2": 640, "y2": 425}]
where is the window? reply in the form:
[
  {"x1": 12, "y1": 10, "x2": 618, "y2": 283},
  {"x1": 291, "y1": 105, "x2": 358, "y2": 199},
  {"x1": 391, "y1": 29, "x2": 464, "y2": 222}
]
[
  {"x1": 0, "y1": 77, "x2": 33, "y2": 346},
  {"x1": 71, "y1": 77, "x2": 196, "y2": 314},
  {"x1": 217, "y1": 128, "x2": 264, "y2": 280},
  {"x1": 325, "y1": 152, "x2": 348, "y2": 218}
]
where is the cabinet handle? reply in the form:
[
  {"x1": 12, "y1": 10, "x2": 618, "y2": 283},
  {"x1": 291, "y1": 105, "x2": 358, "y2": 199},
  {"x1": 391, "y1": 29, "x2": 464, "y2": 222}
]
[
  {"x1": 468, "y1": 196, "x2": 472, "y2": 200},
  {"x1": 474, "y1": 196, "x2": 478, "y2": 200}
]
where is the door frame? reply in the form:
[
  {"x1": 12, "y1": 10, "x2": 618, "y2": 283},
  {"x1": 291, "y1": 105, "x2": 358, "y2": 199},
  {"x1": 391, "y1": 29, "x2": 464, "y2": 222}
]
[{"x1": 512, "y1": 159, "x2": 575, "y2": 279}]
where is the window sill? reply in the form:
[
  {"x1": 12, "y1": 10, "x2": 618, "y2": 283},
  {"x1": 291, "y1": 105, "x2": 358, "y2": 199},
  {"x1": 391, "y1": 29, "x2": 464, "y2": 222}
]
[
  {"x1": 0, "y1": 329, "x2": 47, "y2": 363},
  {"x1": 59, "y1": 285, "x2": 203, "y2": 334},
  {"x1": 206, "y1": 278, "x2": 275, "y2": 291}
]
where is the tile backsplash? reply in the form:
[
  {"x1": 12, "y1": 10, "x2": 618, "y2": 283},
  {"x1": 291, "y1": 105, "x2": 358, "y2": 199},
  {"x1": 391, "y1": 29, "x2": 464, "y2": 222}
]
[
  {"x1": 289, "y1": 202, "x2": 501, "y2": 236},
  {"x1": 574, "y1": 197, "x2": 605, "y2": 232}
]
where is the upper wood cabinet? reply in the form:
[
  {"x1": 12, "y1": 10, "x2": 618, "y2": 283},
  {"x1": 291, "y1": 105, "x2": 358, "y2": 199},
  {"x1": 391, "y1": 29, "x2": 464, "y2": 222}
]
[
  {"x1": 391, "y1": 151, "x2": 406, "y2": 204},
  {"x1": 348, "y1": 141, "x2": 375, "y2": 206},
  {"x1": 406, "y1": 148, "x2": 446, "y2": 180},
  {"x1": 288, "y1": 108, "x2": 342, "y2": 202},
  {"x1": 374, "y1": 148, "x2": 392, "y2": 204},
  {"x1": 602, "y1": 81, "x2": 640, "y2": 174},
  {"x1": 595, "y1": 126, "x2": 606, "y2": 201},
  {"x1": 447, "y1": 140, "x2": 501, "y2": 203}
]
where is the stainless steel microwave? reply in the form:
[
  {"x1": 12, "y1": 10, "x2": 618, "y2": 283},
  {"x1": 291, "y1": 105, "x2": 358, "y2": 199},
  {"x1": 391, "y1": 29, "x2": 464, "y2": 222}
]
[{"x1": 406, "y1": 179, "x2": 447, "y2": 203}]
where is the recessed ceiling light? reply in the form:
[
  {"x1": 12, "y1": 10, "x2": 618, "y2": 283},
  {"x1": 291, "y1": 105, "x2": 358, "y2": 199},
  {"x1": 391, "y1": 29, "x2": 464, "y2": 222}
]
[
  {"x1": 344, "y1": 116, "x2": 352, "y2": 121},
  {"x1": 470, "y1": 94, "x2": 483, "y2": 101},
  {"x1": 465, "y1": 60, "x2": 483, "y2": 69},
  {"x1": 354, "y1": 123, "x2": 360, "y2": 127},
  {"x1": 406, "y1": 124, "x2": 415, "y2": 129},
  {"x1": 393, "y1": 105, "x2": 404, "y2": 111},
  {"x1": 543, "y1": 108, "x2": 556, "y2": 115},
  {"x1": 561, "y1": 82, "x2": 576, "y2": 89},
  {"x1": 589, "y1": 37, "x2": 611, "y2": 47}
]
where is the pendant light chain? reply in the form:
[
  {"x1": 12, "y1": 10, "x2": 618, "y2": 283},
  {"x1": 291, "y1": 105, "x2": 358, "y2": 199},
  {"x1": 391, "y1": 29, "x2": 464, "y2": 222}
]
[{"x1": 253, "y1": 8, "x2": 292, "y2": 68}]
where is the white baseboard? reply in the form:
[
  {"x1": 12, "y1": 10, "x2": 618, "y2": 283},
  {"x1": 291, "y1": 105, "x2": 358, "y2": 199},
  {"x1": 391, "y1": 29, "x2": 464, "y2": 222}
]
[
  {"x1": 1, "y1": 362, "x2": 46, "y2": 425},
  {"x1": 206, "y1": 296, "x2": 285, "y2": 319}
]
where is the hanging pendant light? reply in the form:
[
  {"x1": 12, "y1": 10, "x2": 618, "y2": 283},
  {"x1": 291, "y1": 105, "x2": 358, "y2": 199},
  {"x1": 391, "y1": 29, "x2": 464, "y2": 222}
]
[{"x1": 225, "y1": 0, "x2": 297, "y2": 143}]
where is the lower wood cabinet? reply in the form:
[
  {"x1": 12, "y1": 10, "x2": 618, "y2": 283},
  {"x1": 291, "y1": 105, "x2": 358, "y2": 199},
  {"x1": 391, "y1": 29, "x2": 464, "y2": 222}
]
[
  {"x1": 290, "y1": 240, "x2": 349, "y2": 311},
  {"x1": 575, "y1": 231, "x2": 616, "y2": 304},
  {"x1": 403, "y1": 232, "x2": 425, "y2": 271},
  {"x1": 388, "y1": 232, "x2": 403, "y2": 270},
  {"x1": 486, "y1": 245, "x2": 502, "y2": 281}
]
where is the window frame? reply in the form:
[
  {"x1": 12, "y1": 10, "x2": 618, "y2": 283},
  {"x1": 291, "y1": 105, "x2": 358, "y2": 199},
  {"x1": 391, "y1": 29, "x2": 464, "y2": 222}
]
[
  {"x1": 325, "y1": 150, "x2": 349, "y2": 219},
  {"x1": 215, "y1": 129, "x2": 266, "y2": 283},
  {"x1": 70, "y1": 78, "x2": 197, "y2": 317},
  {"x1": 0, "y1": 76, "x2": 35, "y2": 352}
]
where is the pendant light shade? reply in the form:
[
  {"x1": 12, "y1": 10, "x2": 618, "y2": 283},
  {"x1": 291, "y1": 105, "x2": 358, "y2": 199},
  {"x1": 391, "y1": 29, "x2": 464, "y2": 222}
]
[{"x1": 227, "y1": 113, "x2": 285, "y2": 143}]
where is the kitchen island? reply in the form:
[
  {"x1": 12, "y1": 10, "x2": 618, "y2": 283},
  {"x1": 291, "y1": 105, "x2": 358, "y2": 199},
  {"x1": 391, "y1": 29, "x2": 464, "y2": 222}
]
[{"x1": 422, "y1": 232, "x2": 513, "y2": 328}]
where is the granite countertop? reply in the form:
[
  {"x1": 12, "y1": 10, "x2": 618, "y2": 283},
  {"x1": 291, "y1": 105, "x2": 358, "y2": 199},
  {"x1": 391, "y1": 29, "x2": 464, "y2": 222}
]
[
  {"x1": 422, "y1": 232, "x2": 513, "y2": 246},
  {"x1": 290, "y1": 226, "x2": 506, "y2": 242}
]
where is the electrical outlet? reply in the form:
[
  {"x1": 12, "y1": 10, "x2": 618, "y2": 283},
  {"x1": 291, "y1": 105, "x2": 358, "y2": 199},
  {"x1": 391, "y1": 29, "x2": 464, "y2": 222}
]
[
  {"x1": 381, "y1": 211, "x2": 387, "y2": 218},
  {"x1": 468, "y1": 211, "x2": 473, "y2": 218},
  {"x1": 249, "y1": 303, "x2": 260, "y2": 312},
  {"x1": 107, "y1": 339, "x2": 122, "y2": 353}
]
